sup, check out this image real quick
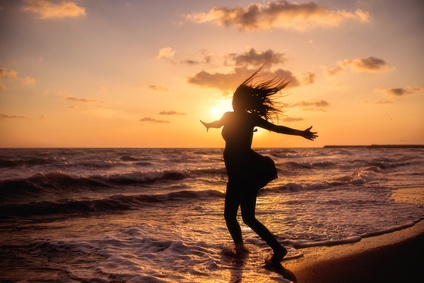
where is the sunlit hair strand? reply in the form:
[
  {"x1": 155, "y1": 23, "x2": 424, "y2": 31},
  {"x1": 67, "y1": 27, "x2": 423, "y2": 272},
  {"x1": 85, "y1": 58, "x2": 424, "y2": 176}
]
[{"x1": 233, "y1": 65, "x2": 289, "y2": 121}]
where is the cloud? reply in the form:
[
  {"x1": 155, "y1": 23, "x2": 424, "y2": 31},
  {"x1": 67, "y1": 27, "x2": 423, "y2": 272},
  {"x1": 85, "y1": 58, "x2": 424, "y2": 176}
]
[
  {"x1": 301, "y1": 72, "x2": 316, "y2": 85},
  {"x1": 181, "y1": 59, "x2": 200, "y2": 65},
  {"x1": 0, "y1": 68, "x2": 18, "y2": 80},
  {"x1": 159, "y1": 111, "x2": 186, "y2": 116},
  {"x1": 188, "y1": 66, "x2": 299, "y2": 94},
  {"x1": 0, "y1": 113, "x2": 28, "y2": 119},
  {"x1": 362, "y1": 99, "x2": 393, "y2": 105},
  {"x1": 21, "y1": 77, "x2": 36, "y2": 86},
  {"x1": 188, "y1": 67, "x2": 251, "y2": 93},
  {"x1": 282, "y1": 116, "x2": 304, "y2": 122},
  {"x1": 229, "y1": 48, "x2": 286, "y2": 67},
  {"x1": 375, "y1": 99, "x2": 393, "y2": 105},
  {"x1": 325, "y1": 56, "x2": 390, "y2": 76},
  {"x1": 0, "y1": 67, "x2": 36, "y2": 90},
  {"x1": 66, "y1": 96, "x2": 99, "y2": 103},
  {"x1": 177, "y1": 48, "x2": 285, "y2": 69},
  {"x1": 376, "y1": 87, "x2": 424, "y2": 97},
  {"x1": 324, "y1": 65, "x2": 343, "y2": 77},
  {"x1": 292, "y1": 100, "x2": 329, "y2": 107},
  {"x1": 178, "y1": 50, "x2": 214, "y2": 66},
  {"x1": 289, "y1": 100, "x2": 330, "y2": 111},
  {"x1": 185, "y1": 0, "x2": 369, "y2": 31},
  {"x1": 140, "y1": 117, "x2": 170, "y2": 124},
  {"x1": 178, "y1": 48, "x2": 312, "y2": 93},
  {"x1": 145, "y1": 85, "x2": 169, "y2": 92},
  {"x1": 346, "y1": 57, "x2": 390, "y2": 72},
  {"x1": 23, "y1": 0, "x2": 86, "y2": 19},
  {"x1": 157, "y1": 47, "x2": 176, "y2": 60}
]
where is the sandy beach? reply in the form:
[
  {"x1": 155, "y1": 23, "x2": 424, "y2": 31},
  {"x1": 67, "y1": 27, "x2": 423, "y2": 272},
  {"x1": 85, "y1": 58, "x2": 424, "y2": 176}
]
[{"x1": 283, "y1": 220, "x2": 424, "y2": 283}]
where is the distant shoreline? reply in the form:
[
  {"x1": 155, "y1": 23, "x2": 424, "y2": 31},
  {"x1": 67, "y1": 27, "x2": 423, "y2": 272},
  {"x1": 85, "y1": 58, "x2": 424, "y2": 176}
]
[
  {"x1": 0, "y1": 145, "x2": 423, "y2": 149},
  {"x1": 324, "y1": 144, "x2": 424, "y2": 148}
]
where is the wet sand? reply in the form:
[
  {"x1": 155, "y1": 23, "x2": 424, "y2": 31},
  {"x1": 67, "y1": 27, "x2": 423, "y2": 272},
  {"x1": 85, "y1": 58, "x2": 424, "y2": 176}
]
[{"x1": 284, "y1": 220, "x2": 424, "y2": 283}]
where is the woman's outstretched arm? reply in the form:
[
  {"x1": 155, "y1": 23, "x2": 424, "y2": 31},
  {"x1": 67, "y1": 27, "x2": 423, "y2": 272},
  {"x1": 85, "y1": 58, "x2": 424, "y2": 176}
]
[
  {"x1": 200, "y1": 112, "x2": 232, "y2": 131},
  {"x1": 256, "y1": 117, "x2": 318, "y2": 141},
  {"x1": 200, "y1": 120, "x2": 223, "y2": 132},
  {"x1": 200, "y1": 113, "x2": 228, "y2": 132}
]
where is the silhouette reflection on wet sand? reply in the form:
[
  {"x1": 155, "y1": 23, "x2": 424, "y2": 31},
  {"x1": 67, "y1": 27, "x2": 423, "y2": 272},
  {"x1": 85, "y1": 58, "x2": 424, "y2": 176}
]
[{"x1": 220, "y1": 244, "x2": 297, "y2": 282}]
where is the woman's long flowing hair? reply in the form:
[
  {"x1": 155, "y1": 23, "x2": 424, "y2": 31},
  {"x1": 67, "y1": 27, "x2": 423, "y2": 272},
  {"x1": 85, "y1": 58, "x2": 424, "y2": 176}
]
[{"x1": 233, "y1": 65, "x2": 289, "y2": 121}]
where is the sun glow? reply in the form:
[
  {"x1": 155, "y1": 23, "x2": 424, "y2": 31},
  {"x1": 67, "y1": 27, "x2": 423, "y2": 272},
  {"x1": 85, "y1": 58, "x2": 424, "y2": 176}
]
[{"x1": 209, "y1": 98, "x2": 233, "y2": 119}]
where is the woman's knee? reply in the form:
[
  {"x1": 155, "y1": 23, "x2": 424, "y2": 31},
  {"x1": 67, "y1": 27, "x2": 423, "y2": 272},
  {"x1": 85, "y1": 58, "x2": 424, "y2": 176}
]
[
  {"x1": 242, "y1": 214, "x2": 258, "y2": 227},
  {"x1": 224, "y1": 209, "x2": 237, "y2": 223}
]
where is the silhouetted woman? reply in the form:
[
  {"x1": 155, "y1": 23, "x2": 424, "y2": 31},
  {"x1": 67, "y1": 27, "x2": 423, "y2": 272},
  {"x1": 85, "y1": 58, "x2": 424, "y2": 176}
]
[{"x1": 201, "y1": 67, "x2": 317, "y2": 264}]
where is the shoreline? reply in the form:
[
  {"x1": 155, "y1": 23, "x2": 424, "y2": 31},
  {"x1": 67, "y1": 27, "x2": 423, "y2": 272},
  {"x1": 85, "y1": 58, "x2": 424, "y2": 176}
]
[{"x1": 283, "y1": 220, "x2": 424, "y2": 283}]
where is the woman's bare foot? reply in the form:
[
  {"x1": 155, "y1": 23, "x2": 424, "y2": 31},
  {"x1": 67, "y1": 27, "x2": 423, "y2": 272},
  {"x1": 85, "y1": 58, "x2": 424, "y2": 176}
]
[
  {"x1": 267, "y1": 246, "x2": 287, "y2": 265},
  {"x1": 235, "y1": 243, "x2": 250, "y2": 258}
]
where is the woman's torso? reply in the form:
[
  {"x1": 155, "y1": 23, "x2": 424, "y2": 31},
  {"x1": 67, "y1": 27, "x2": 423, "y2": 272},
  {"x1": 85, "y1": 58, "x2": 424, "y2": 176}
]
[
  {"x1": 221, "y1": 112, "x2": 277, "y2": 187},
  {"x1": 221, "y1": 112, "x2": 255, "y2": 153}
]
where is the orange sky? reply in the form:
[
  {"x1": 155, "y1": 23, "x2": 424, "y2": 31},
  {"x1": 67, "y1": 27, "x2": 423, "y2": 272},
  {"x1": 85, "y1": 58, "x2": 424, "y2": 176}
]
[{"x1": 1, "y1": 0, "x2": 423, "y2": 147}]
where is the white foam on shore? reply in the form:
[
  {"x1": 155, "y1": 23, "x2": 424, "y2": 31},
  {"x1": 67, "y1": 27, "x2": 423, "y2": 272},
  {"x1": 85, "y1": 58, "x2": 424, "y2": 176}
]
[{"x1": 291, "y1": 236, "x2": 362, "y2": 248}]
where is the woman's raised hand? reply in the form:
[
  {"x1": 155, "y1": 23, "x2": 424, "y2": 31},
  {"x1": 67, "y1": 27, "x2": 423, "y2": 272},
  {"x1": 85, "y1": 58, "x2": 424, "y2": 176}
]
[{"x1": 302, "y1": 126, "x2": 318, "y2": 141}]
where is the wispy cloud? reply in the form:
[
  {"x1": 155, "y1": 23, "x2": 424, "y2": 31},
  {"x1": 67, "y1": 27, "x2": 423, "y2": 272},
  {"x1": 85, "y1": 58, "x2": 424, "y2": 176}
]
[
  {"x1": 282, "y1": 116, "x2": 304, "y2": 122},
  {"x1": 0, "y1": 67, "x2": 36, "y2": 90},
  {"x1": 289, "y1": 100, "x2": 330, "y2": 112},
  {"x1": 20, "y1": 77, "x2": 36, "y2": 86},
  {"x1": 166, "y1": 48, "x2": 290, "y2": 71},
  {"x1": 0, "y1": 68, "x2": 18, "y2": 80},
  {"x1": 376, "y1": 86, "x2": 424, "y2": 97},
  {"x1": 178, "y1": 50, "x2": 214, "y2": 66},
  {"x1": 159, "y1": 111, "x2": 186, "y2": 116},
  {"x1": 301, "y1": 72, "x2": 316, "y2": 85},
  {"x1": 0, "y1": 68, "x2": 17, "y2": 90},
  {"x1": 65, "y1": 96, "x2": 99, "y2": 103},
  {"x1": 181, "y1": 59, "x2": 200, "y2": 65},
  {"x1": 145, "y1": 85, "x2": 169, "y2": 92},
  {"x1": 0, "y1": 113, "x2": 28, "y2": 119},
  {"x1": 23, "y1": 0, "x2": 86, "y2": 20},
  {"x1": 370, "y1": 99, "x2": 393, "y2": 105},
  {"x1": 347, "y1": 57, "x2": 390, "y2": 72},
  {"x1": 325, "y1": 56, "x2": 391, "y2": 76},
  {"x1": 157, "y1": 47, "x2": 176, "y2": 60},
  {"x1": 229, "y1": 48, "x2": 286, "y2": 67},
  {"x1": 185, "y1": 0, "x2": 369, "y2": 31},
  {"x1": 140, "y1": 117, "x2": 170, "y2": 124}
]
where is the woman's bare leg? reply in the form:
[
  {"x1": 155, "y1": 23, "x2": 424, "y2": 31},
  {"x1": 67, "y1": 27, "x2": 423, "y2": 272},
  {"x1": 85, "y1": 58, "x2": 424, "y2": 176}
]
[
  {"x1": 240, "y1": 189, "x2": 287, "y2": 262},
  {"x1": 224, "y1": 183, "x2": 243, "y2": 246}
]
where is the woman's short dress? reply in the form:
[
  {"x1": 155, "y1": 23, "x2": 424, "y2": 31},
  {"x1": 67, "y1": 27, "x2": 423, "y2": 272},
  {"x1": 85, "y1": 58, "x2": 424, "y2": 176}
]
[{"x1": 224, "y1": 149, "x2": 277, "y2": 191}]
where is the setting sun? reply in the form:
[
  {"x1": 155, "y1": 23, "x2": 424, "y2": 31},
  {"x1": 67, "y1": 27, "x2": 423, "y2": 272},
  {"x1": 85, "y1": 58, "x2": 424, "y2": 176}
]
[{"x1": 209, "y1": 98, "x2": 233, "y2": 119}]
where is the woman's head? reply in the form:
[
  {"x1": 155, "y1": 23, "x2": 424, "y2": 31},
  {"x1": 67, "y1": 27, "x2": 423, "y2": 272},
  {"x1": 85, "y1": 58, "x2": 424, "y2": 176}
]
[{"x1": 232, "y1": 66, "x2": 288, "y2": 121}]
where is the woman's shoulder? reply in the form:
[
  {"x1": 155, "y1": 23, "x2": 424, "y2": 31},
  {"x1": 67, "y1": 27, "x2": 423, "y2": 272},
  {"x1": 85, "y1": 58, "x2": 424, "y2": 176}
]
[
  {"x1": 222, "y1": 111, "x2": 259, "y2": 123},
  {"x1": 222, "y1": 111, "x2": 234, "y2": 119}
]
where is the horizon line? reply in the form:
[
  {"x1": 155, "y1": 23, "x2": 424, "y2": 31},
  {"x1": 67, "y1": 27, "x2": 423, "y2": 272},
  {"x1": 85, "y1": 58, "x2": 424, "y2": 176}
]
[{"x1": 1, "y1": 144, "x2": 423, "y2": 149}]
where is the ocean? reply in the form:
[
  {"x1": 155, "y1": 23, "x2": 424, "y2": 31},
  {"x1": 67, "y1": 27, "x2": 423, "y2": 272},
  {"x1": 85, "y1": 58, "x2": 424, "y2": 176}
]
[{"x1": 1, "y1": 147, "x2": 423, "y2": 282}]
